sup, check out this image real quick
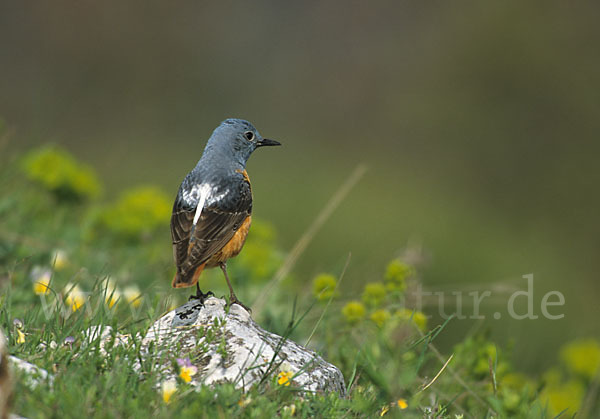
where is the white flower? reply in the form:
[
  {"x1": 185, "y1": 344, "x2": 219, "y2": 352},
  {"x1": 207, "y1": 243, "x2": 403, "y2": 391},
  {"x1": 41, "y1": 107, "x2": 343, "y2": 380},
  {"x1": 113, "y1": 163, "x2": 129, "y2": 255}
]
[
  {"x1": 161, "y1": 379, "x2": 177, "y2": 403},
  {"x1": 101, "y1": 278, "x2": 121, "y2": 308},
  {"x1": 51, "y1": 249, "x2": 68, "y2": 270},
  {"x1": 64, "y1": 283, "x2": 86, "y2": 311},
  {"x1": 31, "y1": 266, "x2": 52, "y2": 295},
  {"x1": 123, "y1": 285, "x2": 142, "y2": 307}
]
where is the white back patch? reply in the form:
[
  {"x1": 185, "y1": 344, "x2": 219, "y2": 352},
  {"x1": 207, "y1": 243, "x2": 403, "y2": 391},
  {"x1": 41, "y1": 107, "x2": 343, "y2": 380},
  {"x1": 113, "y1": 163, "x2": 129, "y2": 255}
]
[{"x1": 192, "y1": 184, "x2": 211, "y2": 225}]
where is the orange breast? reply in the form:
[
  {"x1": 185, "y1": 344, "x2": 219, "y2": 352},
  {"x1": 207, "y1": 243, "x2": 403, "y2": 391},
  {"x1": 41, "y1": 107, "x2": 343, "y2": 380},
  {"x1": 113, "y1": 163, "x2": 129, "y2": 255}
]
[
  {"x1": 205, "y1": 215, "x2": 252, "y2": 267},
  {"x1": 237, "y1": 169, "x2": 252, "y2": 187}
]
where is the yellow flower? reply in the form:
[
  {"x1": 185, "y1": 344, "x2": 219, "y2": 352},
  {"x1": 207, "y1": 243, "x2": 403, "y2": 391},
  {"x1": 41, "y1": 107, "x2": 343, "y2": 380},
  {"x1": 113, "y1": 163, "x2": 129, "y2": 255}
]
[
  {"x1": 16, "y1": 329, "x2": 26, "y2": 344},
  {"x1": 312, "y1": 273, "x2": 338, "y2": 301},
  {"x1": 21, "y1": 146, "x2": 102, "y2": 201},
  {"x1": 277, "y1": 363, "x2": 294, "y2": 386},
  {"x1": 397, "y1": 398, "x2": 408, "y2": 409},
  {"x1": 384, "y1": 259, "x2": 413, "y2": 292},
  {"x1": 541, "y1": 379, "x2": 584, "y2": 417},
  {"x1": 282, "y1": 404, "x2": 296, "y2": 415},
  {"x1": 370, "y1": 309, "x2": 391, "y2": 327},
  {"x1": 31, "y1": 266, "x2": 52, "y2": 295},
  {"x1": 237, "y1": 395, "x2": 252, "y2": 407},
  {"x1": 278, "y1": 370, "x2": 293, "y2": 386},
  {"x1": 123, "y1": 286, "x2": 142, "y2": 308},
  {"x1": 379, "y1": 405, "x2": 390, "y2": 416},
  {"x1": 501, "y1": 372, "x2": 534, "y2": 398},
  {"x1": 176, "y1": 358, "x2": 198, "y2": 383},
  {"x1": 500, "y1": 387, "x2": 521, "y2": 411},
  {"x1": 362, "y1": 282, "x2": 387, "y2": 307},
  {"x1": 13, "y1": 319, "x2": 25, "y2": 344},
  {"x1": 102, "y1": 278, "x2": 121, "y2": 308},
  {"x1": 396, "y1": 308, "x2": 427, "y2": 331},
  {"x1": 33, "y1": 280, "x2": 51, "y2": 295},
  {"x1": 474, "y1": 342, "x2": 498, "y2": 376},
  {"x1": 411, "y1": 311, "x2": 428, "y2": 331},
  {"x1": 99, "y1": 186, "x2": 171, "y2": 238},
  {"x1": 161, "y1": 380, "x2": 177, "y2": 403},
  {"x1": 560, "y1": 339, "x2": 600, "y2": 379},
  {"x1": 64, "y1": 283, "x2": 86, "y2": 312},
  {"x1": 51, "y1": 249, "x2": 68, "y2": 270},
  {"x1": 342, "y1": 301, "x2": 366, "y2": 324},
  {"x1": 179, "y1": 366, "x2": 197, "y2": 383}
]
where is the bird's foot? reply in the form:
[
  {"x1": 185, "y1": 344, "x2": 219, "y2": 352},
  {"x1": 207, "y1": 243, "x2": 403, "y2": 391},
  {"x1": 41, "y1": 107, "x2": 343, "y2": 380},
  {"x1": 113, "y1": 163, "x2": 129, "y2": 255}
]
[
  {"x1": 189, "y1": 289, "x2": 214, "y2": 304},
  {"x1": 228, "y1": 294, "x2": 252, "y2": 314}
]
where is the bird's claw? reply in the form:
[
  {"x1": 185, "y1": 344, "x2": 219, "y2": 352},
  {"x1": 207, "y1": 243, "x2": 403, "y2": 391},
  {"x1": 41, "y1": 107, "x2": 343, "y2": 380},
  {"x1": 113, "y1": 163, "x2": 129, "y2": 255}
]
[
  {"x1": 229, "y1": 295, "x2": 252, "y2": 313},
  {"x1": 189, "y1": 289, "x2": 214, "y2": 303}
]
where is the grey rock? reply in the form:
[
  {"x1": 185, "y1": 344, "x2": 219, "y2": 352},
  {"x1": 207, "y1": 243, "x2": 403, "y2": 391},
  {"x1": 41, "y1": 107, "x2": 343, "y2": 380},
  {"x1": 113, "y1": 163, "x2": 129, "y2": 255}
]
[
  {"x1": 8, "y1": 356, "x2": 52, "y2": 388},
  {"x1": 139, "y1": 297, "x2": 346, "y2": 395},
  {"x1": 80, "y1": 325, "x2": 131, "y2": 357}
]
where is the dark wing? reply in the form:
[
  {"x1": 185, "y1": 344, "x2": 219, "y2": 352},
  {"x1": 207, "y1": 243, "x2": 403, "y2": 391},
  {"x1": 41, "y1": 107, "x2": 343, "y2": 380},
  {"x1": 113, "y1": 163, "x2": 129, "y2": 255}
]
[
  {"x1": 170, "y1": 201, "x2": 195, "y2": 269},
  {"x1": 171, "y1": 174, "x2": 252, "y2": 282}
]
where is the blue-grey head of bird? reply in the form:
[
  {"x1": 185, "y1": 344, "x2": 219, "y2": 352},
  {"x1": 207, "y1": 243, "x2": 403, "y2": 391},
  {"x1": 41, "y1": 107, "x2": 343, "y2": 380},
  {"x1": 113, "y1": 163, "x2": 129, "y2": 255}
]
[{"x1": 202, "y1": 118, "x2": 281, "y2": 167}]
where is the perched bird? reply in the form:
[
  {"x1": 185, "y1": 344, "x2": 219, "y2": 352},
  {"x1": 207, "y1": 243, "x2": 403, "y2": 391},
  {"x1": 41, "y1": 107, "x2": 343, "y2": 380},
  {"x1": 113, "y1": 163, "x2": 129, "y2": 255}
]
[{"x1": 170, "y1": 119, "x2": 280, "y2": 310}]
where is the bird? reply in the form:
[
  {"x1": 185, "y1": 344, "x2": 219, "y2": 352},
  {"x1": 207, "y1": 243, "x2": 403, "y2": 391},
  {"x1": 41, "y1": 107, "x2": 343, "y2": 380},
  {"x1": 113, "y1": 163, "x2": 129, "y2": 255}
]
[{"x1": 170, "y1": 118, "x2": 281, "y2": 311}]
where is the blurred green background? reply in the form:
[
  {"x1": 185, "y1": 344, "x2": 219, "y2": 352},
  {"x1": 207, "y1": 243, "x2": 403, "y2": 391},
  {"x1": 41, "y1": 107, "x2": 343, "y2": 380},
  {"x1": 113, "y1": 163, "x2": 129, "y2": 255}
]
[{"x1": 1, "y1": 1, "x2": 598, "y2": 373}]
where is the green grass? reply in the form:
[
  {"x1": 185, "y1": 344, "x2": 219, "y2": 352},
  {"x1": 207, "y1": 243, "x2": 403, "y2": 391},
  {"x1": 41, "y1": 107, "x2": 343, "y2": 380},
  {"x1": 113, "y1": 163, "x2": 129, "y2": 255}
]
[{"x1": 1, "y1": 145, "x2": 598, "y2": 418}]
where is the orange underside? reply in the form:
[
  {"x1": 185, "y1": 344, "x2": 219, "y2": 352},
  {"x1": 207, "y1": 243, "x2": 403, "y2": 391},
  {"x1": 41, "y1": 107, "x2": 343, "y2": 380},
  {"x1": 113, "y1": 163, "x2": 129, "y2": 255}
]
[
  {"x1": 205, "y1": 215, "x2": 252, "y2": 267},
  {"x1": 172, "y1": 262, "x2": 206, "y2": 288},
  {"x1": 171, "y1": 215, "x2": 252, "y2": 288}
]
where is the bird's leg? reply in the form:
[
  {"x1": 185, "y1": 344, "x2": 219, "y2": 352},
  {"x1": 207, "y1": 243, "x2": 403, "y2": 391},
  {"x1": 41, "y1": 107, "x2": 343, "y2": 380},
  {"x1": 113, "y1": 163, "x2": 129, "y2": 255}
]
[
  {"x1": 188, "y1": 282, "x2": 214, "y2": 303},
  {"x1": 219, "y1": 262, "x2": 251, "y2": 313}
]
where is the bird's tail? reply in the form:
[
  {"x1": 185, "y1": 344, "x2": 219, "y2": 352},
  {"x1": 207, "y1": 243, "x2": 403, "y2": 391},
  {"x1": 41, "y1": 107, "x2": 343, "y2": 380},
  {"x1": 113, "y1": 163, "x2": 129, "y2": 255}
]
[{"x1": 172, "y1": 263, "x2": 206, "y2": 288}]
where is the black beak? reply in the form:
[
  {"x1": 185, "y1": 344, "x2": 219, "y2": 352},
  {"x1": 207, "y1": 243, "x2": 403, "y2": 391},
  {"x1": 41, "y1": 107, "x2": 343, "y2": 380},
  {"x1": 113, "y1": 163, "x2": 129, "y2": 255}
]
[{"x1": 256, "y1": 138, "x2": 281, "y2": 147}]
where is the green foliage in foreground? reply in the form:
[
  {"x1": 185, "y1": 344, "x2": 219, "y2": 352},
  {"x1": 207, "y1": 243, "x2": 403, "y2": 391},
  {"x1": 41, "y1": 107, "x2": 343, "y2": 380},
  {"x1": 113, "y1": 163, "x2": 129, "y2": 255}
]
[{"x1": 1, "y1": 145, "x2": 599, "y2": 418}]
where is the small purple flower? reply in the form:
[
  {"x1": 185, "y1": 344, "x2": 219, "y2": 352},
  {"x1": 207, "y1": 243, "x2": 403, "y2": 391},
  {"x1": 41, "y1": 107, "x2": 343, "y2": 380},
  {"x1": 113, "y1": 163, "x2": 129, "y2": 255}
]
[
  {"x1": 176, "y1": 357, "x2": 193, "y2": 368},
  {"x1": 64, "y1": 336, "x2": 75, "y2": 346},
  {"x1": 12, "y1": 318, "x2": 23, "y2": 329}
]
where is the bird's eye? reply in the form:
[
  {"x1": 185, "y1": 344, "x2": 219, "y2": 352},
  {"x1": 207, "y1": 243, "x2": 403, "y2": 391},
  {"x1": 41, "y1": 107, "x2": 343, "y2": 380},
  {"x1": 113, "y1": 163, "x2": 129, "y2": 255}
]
[{"x1": 244, "y1": 131, "x2": 255, "y2": 141}]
